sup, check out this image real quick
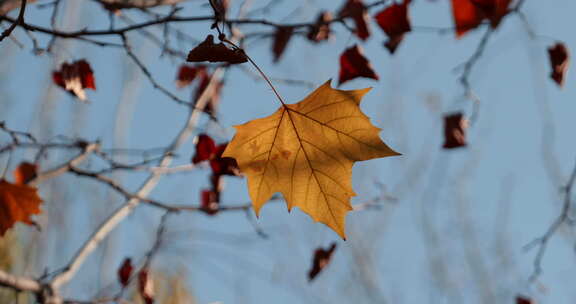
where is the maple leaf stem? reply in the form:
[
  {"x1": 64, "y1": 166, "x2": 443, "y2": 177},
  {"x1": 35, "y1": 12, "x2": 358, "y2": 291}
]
[{"x1": 223, "y1": 39, "x2": 287, "y2": 106}]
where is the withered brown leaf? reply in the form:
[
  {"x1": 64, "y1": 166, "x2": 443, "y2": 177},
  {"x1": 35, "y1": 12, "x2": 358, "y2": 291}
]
[
  {"x1": 339, "y1": 45, "x2": 379, "y2": 86},
  {"x1": 0, "y1": 180, "x2": 43, "y2": 236},
  {"x1": 374, "y1": 0, "x2": 411, "y2": 54},
  {"x1": 272, "y1": 27, "x2": 294, "y2": 63},
  {"x1": 308, "y1": 242, "x2": 337, "y2": 281},
  {"x1": 187, "y1": 35, "x2": 247, "y2": 64},
  {"x1": 442, "y1": 113, "x2": 468, "y2": 149},
  {"x1": 548, "y1": 42, "x2": 570, "y2": 87},
  {"x1": 52, "y1": 59, "x2": 96, "y2": 101}
]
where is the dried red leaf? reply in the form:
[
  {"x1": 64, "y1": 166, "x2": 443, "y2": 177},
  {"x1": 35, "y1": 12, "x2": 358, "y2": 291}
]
[
  {"x1": 117, "y1": 258, "x2": 133, "y2": 287},
  {"x1": 516, "y1": 296, "x2": 534, "y2": 304},
  {"x1": 176, "y1": 65, "x2": 206, "y2": 89},
  {"x1": 451, "y1": 0, "x2": 485, "y2": 38},
  {"x1": 201, "y1": 169, "x2": 225, "y2": 215},
  {"x1": 192, "y1": 134, "x2": 217, "y2": 164},
  {"x1": 13, "y1": 162, "x2": 37, "y2": 185},
  {"x1": 548, "y1": 42, "x2": 569, "y2": 87},
  {"x1": 52, "y1": 59, "x2": 96, "y2": 101},
  {"x1": 0, "y1": 180, "x2": 43, "y2": 236},
  {"x1": 338, "y1": 45, "x2": 379, "y2": 86},
  {"x1": 201, "y1": 189, "x2": 220, "y2": 215},
  {"x1": 442, "y1": 113, "x2": 468, "y2": 149},
  {"x1": 272, "y1": 27, "x2": 294, "y2": 63},
  {"x1": 374, "y1": 0, "x2": 411, "y2": 54},
  {"x1": 471, "y1": 0, "x2": 513, "y2": 28},
  {"x1": 138, "y1": 268, "x2": 154, "y2": 304},
  {"x1": 338, "y1": 0, "x2": 370, "y2": 40},
  {"x1": 307, "y1": 11, "x2": 333, "y2": 43},
  {"x1": 100, "y1": 0, "x2": 186, "y2": 12},
  {"x1": 308, "y1": 242, "x2": 337, "y2": 281},
  {"x1": 210, "y1": 144, "x2": 241, "y2": 177},
  {"x1": 187, "y1": 35, "x2": 247, "y2": 64},
  {"x1": 452, "y1": 0, "x2": 512, "y2": 38}
]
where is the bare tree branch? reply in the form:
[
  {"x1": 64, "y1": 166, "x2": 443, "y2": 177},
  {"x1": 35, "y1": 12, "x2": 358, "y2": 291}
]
[
  {"x1": 524, "y1": 155, "x2": 576, "y2": 282},
  {"x1": 49, "y1": 66, "x2": 225, "y2": 291},
  {"x1": 0, "y1": 269, "x2": 40, "y2": 293},
  {"x1": 28, "y1": 142, "x2": 99, "y2": 187},
  {"x1": 0, "y1": 0, "x2": 26, "y2": 42}
]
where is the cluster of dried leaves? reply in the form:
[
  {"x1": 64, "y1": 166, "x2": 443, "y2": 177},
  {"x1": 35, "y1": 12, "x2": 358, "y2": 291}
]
[
  {"x1": 117, "y1": 258, "x2": 153, "y2": 304},
  {"x1": 191, "y1": 134, "x2": 240, "y2": 215}
]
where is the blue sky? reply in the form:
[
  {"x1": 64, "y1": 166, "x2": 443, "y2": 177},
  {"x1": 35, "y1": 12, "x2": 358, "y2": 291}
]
[{"x1": 2, "y1": 0, "x2": 576, "y2": 303}]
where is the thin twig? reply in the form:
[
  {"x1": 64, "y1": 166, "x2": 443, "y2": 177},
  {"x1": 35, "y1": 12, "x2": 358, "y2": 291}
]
[
  {"x1": 28, "y1": 143, "x2": 99, "y2": 187},
  {"x1": 0, "y1": 0, "x2": 27, "y2": 42},
  {"x1": 67, "y1": 166, "x2": 180, "y2": 212},
  {"x1": 524, "y1": 156, "x2": 576, "y2": 282},
  {"x1": 458, "y1": 27, "x2": 493, "y2": 95},
  {"x1": 0, "y1": 1, "x2": 388, "y2": 40}
]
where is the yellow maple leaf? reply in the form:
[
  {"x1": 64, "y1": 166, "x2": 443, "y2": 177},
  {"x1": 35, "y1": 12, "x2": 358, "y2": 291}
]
[{"x1": 223, "y1": 81, "x2": 399, "y2": 239}]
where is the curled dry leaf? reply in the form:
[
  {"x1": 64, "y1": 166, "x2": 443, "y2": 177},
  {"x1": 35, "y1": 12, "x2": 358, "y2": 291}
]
[
  {"x1": 339, "y1": 45, "x2": 379, "y2": 86},
  {"x1": 0, "y1": 180, "x2": 43, "y2": 236},
  {"x1": 223, "y1": 81, "x2": 399, "y2": 238},
  {"x1": 191, "y1": 134, "x2": 240, "y2": 175},
  {"x1": 471, "y1": 0, "x2": 513, "y2": 28},
  {"x1": 200, "y1": 189, "x2": 220, "y2": 215},
  {"x1": 451, "y1": 0, "x2": 484, "y2": 38},
  {"x1": 52, "y1": 59, "x2": 96, "y2": 101},
  {"x1": 192, "y1": 134, "x2": 217, "y2": 164},
  {"x1": 516, "y1": 296, "x2": 534, "y2": 304},
  {"x1": 192, "y1": 135, "x2": 240, "y2": 215},
  {"x1": 338, "y1": 0, "x2": 370, "y2": 41},
  {"x1": 272, "y1": 27, "x2": 294, "y2": 63},
  {"x1": 100, "y1": 0, "x2": 188, "y2": 13},
  {"x1": 451, "y1": 0, "x2": 513, "y2": 38},
  {"x1": 13, "y1": 162, "x2": 37, "y2": 185},
  {"x1": 117, "y1": 258, "x2": 133, "y2": 287},
  {"x1": 307, "y1": 11, "x2": 333, "y2": 43},
  {"x1": 308, "y1": 242, "x2": 337, "y2": 281},
  {"x1": 548, "y1": 42, "x2": 569, "y2": 87},
  {"x1": 210, "y1": 143, "x2": 240, "y2": 177},
  {"x1": 374, "y1": 0, "x2": 412, "y2": 54},
  {"x1": 138, "y1": 268, "x2": 154, "y2": 304},
  {"x1": 442, "y1": 112, "x2": 468, "y2": 149},
  {"x1": 176, "y1": 65, "x2": 206, "y2": 89},
  {"x1": 187, "y1": 35, "x2": 247, "y2": 64}
]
